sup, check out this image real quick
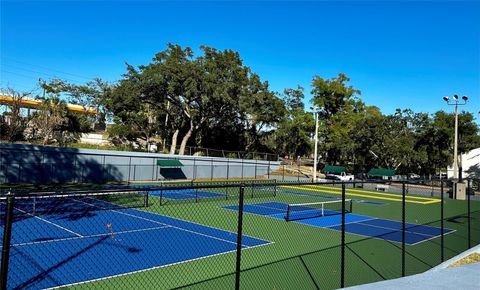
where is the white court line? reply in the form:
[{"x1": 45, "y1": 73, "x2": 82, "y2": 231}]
[
  {"x1": 12, "y1": 225, "x2": 170, "y2": 247},
  {"x1": 251, "y1": 203, "x2": 288, "y2": 213},
  {"x1": 324, "y1": 218, "x2": 457, "y2": 246},
  {"x1": 341, "y1": 221, "x2": 439, "y2": 238},
  {"x1": 409, "y1": 229, "x2": 457, "y2": 246},
  {"x1": 76, "y1": 197, "x2": 270, "y2": 247},
  {"x1": 1, "y1": 202, "x2": 83, "y2": 238},
  {"x1": 325, "y1": 217, "x2": 382, "y2": 229},
  {"x1": 17, "y1": 197, "x2": 274, "y2": 289},
  {"x1": 46, "y1": 241, "x2": 273, "y2": 290}
]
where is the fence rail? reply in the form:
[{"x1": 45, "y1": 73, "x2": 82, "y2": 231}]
[{"x1": 0, "y1": 179, "x2": 479, "y2": 289}]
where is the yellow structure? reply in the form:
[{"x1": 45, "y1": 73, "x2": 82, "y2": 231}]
[{"x1": 0, "y1": 95, "x2": 97, "y2": 115}]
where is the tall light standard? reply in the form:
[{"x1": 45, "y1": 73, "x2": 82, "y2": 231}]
[
  {"x1": 311, "y1": 106, "x2": 319, "y2": 181},
  {"x1": 443, "y1": 94, "x2": 468, "y2": 180}
]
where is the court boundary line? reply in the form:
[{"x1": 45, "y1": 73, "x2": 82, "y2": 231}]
[
  {"x1": 295, "y1": 185, "x2": 436, "y2": 203},
  {"x1": 75, "y1": 197, "x2": 260, "y2": 247},
  {"x1": 324, "y1": 218, "x2": 457, "y2": 246},
  {"x1": 281, "y1": 185, "x2": 439, "y2": 204},
  {"x1": 14, "y1": 197, "x2": 273, "y2": 289},
  {"x1": 2, "y1": 201, "x2": 84, "y2": 238},
  {"x1": 45, "y1": 242, "x2": 273, "y2": 290},
  {"x1": 309, "y1": 184, "x2": 442, "y2": 203},
  {"x1": 275, "y1": 188, "x2": 388, "y2": 206},
  {"x1": 224, "y1": 202, "x2": 457, "y2": 246},
  {"x1": 332, "y1": 220, "x2": 444, "y2": 238},
  {"x1": 12, "y1": 225, "x2": 170, "y2": 247},
  {"x1": 304, "y1": 184, "x2": 439, "y2": 202}
]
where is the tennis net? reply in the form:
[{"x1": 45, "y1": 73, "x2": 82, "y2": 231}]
[
  {"x1": 285, "y1": 199, "x2": 352, "y2": 221},
  {"x1": 0, "y1": 190, "x2": 149, "y2": 216}
]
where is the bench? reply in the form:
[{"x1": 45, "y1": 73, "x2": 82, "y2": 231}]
[{"x1": 375, "y1": 184, "x2": 390, "y2": 192}]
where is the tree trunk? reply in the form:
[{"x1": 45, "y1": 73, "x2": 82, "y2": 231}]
[
  {"x1": 169, "y1": 129, "x2": 179, "y2": 154},
  {"x1": 179, "y1": 121, "x2": 194, "y2": 155},
  {"x1": 43, "y1": 132, "x2": 50, "y2": 145}
]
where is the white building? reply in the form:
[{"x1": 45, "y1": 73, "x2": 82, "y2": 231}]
[{"x1": 447, "y1": 147, "x2": 480, "y2": 179}]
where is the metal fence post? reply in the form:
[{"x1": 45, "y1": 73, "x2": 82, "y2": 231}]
[
  {"x1": 267, "y1": 160, "x2": 271, "y2": 179},
  {"x1": 254, "y1": 161, "x2": 257, "y2": 180},
  {"x1": 127, "y1": 157, "x2": 132, "y2": 184},
  {"x1": 226, "y1": 159, "x2": 230, "y2": 181},
  {"x1": 251, "y1": 181, "x2": 254, "y2": 198},
  {"x1": 152, "y1": 159, "x2": 155, "y2": 181},
  {"x1": 235, "y1": 185, "x2": 246, "y2": 290},
  {"x1": 241, "y1": 160, "x2": 244, "y2": 179},
  {"x1": 402, "y1": 182, "x2": 406, "y2": 277},
  {"x1": 1, "y1": 193, "x2": 15, "y2": 289},
  {"x1": 297, "y1": 163, "x2": 300, "y2": 182},
  {"x1": 193, "y1": 158, "x2": 197, "y2": 181},
  {"x1": 195, "y1": 185, "x2": 199, "y2": 203},
  {"x1": 274, "y1": 179, "x2": 277, "y2": 197},
  {"x1": 467, "y1": 179, "x2": 471, "y2": 249},
  {"x1": 102, "y1": 155, "x2": 106, "y2": 183},
  {"x1": 441, "y1": 180, "x2": 444, "y2": 262},
  {"x1": 133, "y1": 165, "x2": 136, "y2": 182},
  {"x1": 341, "y1": 182, "x2": 346, "y2": 288},
  {"x1": 211, "y1": 159, "x2": 214, "y2": 181},
  {"x1": 160, "y1": 184, "x2": 164, "y2": 206},
  {"x1": 282, "y1": 164, "x2": 285, "y2": 181}
]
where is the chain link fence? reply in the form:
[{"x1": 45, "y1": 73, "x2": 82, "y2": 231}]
[{"x1": 1, "y1": 179, "x2": 479, "y2": 289}]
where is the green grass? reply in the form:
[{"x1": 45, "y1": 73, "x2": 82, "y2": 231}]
[{"x1": 62, "y1": 182, "x2": 480, "y2": 289}]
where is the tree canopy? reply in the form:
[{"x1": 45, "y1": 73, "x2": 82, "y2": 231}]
[{"x1": 1, "y1": 43, "x2": 479, "y2": 175}]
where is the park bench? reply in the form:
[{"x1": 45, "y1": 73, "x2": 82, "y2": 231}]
[{"x1": 375, "y1": 184, "x2": 390, "y2": 192}]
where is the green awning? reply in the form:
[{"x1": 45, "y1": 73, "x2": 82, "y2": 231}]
[
  {"x1": 368, "y1": 168, "x2": 396, "y2": 177},
  {"x1": 322, "y1": 165, "x2": 345, "y2": 173},
  {"x1": 156, "y1": 159, "x2": 184, "y2": 167}
]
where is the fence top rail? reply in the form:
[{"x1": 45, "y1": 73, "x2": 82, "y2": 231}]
[
  {"x1": 0, "y1": 143, "x2": 279, "y2": 162},
  {"x1": 3, "y1": 178, "x2": 471, "y2": 197}
]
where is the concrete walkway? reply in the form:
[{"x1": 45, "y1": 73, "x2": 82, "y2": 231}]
[{"x1": 345, "y1": 245, "x2": 480, "y2": 290}]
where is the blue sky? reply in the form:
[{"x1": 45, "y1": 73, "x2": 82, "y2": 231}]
[{"x1": 1, "y1": 1, "x2": 479, "y2": 120}]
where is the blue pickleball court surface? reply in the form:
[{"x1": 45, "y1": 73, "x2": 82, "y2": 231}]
[
  {"x1": 0, "y1": 197, "x2": 270, "y2": 289},
  {"x1": 222, "y1": 202, "x2": 454, "y2": 246}
]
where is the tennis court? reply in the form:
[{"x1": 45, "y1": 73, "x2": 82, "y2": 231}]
[
  {"x1": 0, "y1": 194, "x2": 270, "y2": 289},
  {"x1": 104, "y1": 184, "x2": 227, "y2": 200},
  {"x1": 222, "y1": 202, "x2": 455, "y2": 245}
]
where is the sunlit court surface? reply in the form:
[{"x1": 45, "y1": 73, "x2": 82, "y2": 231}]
[
  {"x1": 1, "y1": 1, "x2": 480, "y2": 289},
  {"x1": 1, "y1": 180, "x2": 478, "y2": 289}
]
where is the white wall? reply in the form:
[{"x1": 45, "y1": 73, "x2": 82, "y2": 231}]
[{"x1": 447, "y1": 147, "x2": 480, "y2": 179}]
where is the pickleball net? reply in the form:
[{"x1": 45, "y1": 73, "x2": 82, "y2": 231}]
[{"x1": 285, "y1": 199, "x2": 353, "y2": 221}]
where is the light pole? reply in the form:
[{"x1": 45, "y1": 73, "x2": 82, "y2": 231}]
[
  {"x1": 311, "y1": 106, "x2": 319, "y2": 181},
  {"x1": 443, "y1": 94, "x2": 468, "y2": 180}
]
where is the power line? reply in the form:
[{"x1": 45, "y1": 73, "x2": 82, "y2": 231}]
[
  {"x1": 1, "y1": 64, "x2": 89, "y2": 84},
  {"x1": 1, "y1": 57, "x2": 95, "y2": 81}
]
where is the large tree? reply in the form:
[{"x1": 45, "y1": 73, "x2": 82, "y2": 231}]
[
  {"x1": 109, "y1": 43, "x2": 285, "y2": 155},
  {"x1": 273, "y1": 86, "x2": 314, "y2": 158},
  {"x1": 310, "y1": 73, "x2": 362, "y2": 164}
]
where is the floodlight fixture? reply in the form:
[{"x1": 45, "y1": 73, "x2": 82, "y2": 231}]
[{"x1": 442, "y1": 93, "x2": 469, "y2": 185}]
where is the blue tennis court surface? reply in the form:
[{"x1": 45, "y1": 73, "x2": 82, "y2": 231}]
[
  {"x1": 105, "y1": 184, "x2": 226, "y2": 200},
  {"x1": 222, "y1": 202, "x2": 454, "y2": 246},
  {"x1": 0, "y1": 198, "x2": 270, "y2": 289}
]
